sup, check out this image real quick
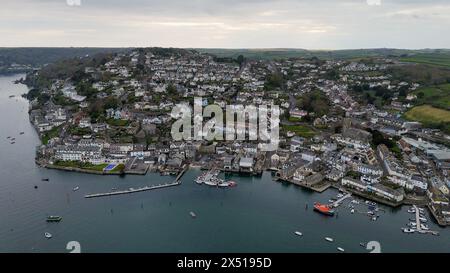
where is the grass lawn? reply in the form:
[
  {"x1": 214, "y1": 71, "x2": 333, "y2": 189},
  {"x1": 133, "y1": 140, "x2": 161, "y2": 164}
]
[
  {"x1": 413, "y1": 84, "x2": 450, "y2": 109},
  {"x1": 400, "y1": 53, "x2": 450, "y2": 68},
  {"x1": 282, "y1": 124, "x2": 316, "y2": 138},
  {"x1": 54, "y1": 161, "x2": 109, "y2": 171},
  {"x1": 404, "y1": 105, "x2": 450, "y2": 124},
  {"x1": 288, "y1": 116, "x2": 302, "y2": 122},
  {"x1": 42, "y1": 126, "x2": 61, "y2": 145}
]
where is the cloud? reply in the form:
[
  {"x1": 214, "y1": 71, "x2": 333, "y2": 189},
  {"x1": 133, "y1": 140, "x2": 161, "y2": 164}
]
[{"x1": 0, "y1": 0, "x2": 449, "y2": 48}]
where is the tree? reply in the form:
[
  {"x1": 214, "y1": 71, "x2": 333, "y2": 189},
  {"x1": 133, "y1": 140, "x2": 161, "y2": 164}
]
[
  {"x1": 237, "y1": 55, "x2": 245, "y2": 67},
  {"x1": 166, "y1": 83, "x2": 177, "y2": 95}
]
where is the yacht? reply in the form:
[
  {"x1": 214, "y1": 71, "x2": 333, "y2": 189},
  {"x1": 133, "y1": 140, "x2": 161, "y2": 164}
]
[
  {"x1": 419, "y1": 217, "x2": 427, "y2": 223},
  {"x1": 325, "y1": 237, "x2": 334, "y2": 242},
  {"x1": 294, "y1": 231, "x2": 303, "y2": 237},
  {"x1": 402, "y1": 228, "x2": 415, "y2": 233},
  {"x1": 421, "y1": 224, "x2": 429, "y2": 230}
]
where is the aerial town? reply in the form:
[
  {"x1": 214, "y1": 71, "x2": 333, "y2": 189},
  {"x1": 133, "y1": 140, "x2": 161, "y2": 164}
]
[{"x1": 22, "y1": 48, "x2": 450, "y2": 229}]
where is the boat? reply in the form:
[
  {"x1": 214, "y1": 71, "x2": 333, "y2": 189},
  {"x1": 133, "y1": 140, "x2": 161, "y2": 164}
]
[
  {"x1": 34, "y1": 185, "x2": 38, "y2": 189},
  {"x1": 44, "y1": 232, "x2": 52, "y2": 239},
  {"x1": 111, "y1": 187, "x2": 118, "y2": 191},
  {"x1": 8, "y1": 95, "x2": 14, "y2": 98},
  {"x1": 325, "y1": 237, "x2": 334, "y2": 242},
  {"x1": 314, "y1": 203, "x2": 335, "y2": 216},
  {"x1": 371, "y1": 216, "x2": 377, "y2": 221},
  {"x1": 402, "y1": 228, "x2": 415, "y2": 233},
  {"x1": 190, "y1": 211, "x2": 196, "y2": 218},
  {"x1": 419, "y1": 217, "x2": 427, "y2": 223},
  {"x1": 42, "y1": 178, "x2": 49, "y2": 182},
  {"x1": 73, "y1": 186, "x2": 80, "y2": 191},
  {"x1": 360, "y1": 242, "x2": 366, "y2": 247},
  {"x1": 421, "y1": 224, "x2": 429, "y2": 230},
  {"x1": 46, "y1": 216, "x2": 62, "y2": 222},
  {"x1": 19, "y1": 132, "x2": 24, "y2": 135},
  {"x1": 337, "y1": 193, "x2": 344, "y2": 198},
  {"x1": 294, "y1": 231, "x2": 303, "y2": 237},
  {"x1": 350, "y1": 209, "x2": 355, "y2": 214},
  {"x1": 337, "y1": 247, "x2": 345, "y2": 252}
]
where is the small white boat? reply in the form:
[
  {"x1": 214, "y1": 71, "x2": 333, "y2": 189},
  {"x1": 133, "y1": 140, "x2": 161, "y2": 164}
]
[
  {"x1": 350, "y1": 209, "x2": 355, "y2": 214},
  {"x1": 402, "y1": 228, "x2": 415, "y2": 233},
  {"x1": 44, "y1": 232, "x2": 52, "y2": 239},
  {"x1": 337, "y1": 247, "x2": 345, "y2": 252},
  {"x1": 294, "y1": 231, "x2": 303, "y2": 237},
  {"x1": 73, "y1": 186, "x2": 79, "y2": 191},
  {"x1": 190, "y1": 211, "x2": 196, "y2": 218},
  {"x1": 421, "y1": 224, "x2": 429, "y2": 230},
  {"x1": 325, "y1": 237, "x2": 334, "y2": 242}
]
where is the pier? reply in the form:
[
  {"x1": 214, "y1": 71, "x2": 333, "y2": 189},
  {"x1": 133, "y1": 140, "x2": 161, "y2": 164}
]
[
  {"x1": 414, "y1": 205, "x2": 422, "y2": 232},
  {"x1": 84, "y1": 181, "x2": 181, "y2": 198},
  {"x1": 85, "y1": 165, "x2": 188, "y2": 199},
  {"x1": 331, "y1": 193, "x2": 352, "y2": 208}
]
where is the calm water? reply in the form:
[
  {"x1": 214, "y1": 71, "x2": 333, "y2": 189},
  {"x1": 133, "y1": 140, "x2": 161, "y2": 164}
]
[{"x1": 1, "y1": 74, "x2": 450, "y2": 253}]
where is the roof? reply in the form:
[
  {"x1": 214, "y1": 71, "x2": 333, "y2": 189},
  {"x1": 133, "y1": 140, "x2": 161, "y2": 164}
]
[
  {"x1": 430, "y1": 151, "x2": 450, "y2": 161},
  {"x1": 239, "y1": 157, "x2": 254, "y2": 167}
]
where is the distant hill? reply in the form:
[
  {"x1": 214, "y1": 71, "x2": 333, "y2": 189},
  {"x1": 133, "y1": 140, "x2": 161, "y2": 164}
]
[
  {"x1": 196, "y1": 48, "x2": 450, "y2": 62},
  {"x1": 0, "y1": 47, "x2": 128, "y2": 67}
]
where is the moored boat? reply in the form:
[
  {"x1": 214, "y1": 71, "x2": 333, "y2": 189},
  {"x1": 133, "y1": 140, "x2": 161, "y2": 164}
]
[
  {"x1": 46, "y1": 216, "x2": 62, "y2": 222},
  {"x1": 402, "y1": 228, "x2": 415, "y2": 233},
  {"x1": 314, "y1": 203, "x2": 335, "y2": 216},
  {"x1": 337, "y1": 247, "x2": 345, "y2": 252}
]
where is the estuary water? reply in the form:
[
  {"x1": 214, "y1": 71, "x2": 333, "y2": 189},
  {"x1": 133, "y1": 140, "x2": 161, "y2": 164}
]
[{"x1": 1, "y1": 74, "x2": 450, "y2": 253}]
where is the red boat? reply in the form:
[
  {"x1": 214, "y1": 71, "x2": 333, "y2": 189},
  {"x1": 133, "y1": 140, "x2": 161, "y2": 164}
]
[{"x1": 314, "y1": 203, "x2": 335, "y2": 216}]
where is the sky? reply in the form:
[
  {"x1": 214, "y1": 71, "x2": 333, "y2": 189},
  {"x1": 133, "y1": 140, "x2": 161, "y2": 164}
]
[{"x1": 0, "y1": 0, "x2": 449, "y2": 49}]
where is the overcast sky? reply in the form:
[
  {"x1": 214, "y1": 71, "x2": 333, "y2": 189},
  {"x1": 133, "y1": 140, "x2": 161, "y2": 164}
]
[{"x1": 1, "y1": 0, "x2": 449, "y2": 49}]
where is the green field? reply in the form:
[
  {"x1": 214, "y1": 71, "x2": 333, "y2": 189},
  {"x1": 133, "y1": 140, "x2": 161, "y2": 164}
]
[
  {"x1": 282, "y1": 124, "x2": 316, "y2": 138},
  {"x1": 413, "y1": 83, "x2": 450, "y2": 109},
  {"x1": 106, "y1": 118, "x2": 129, "y2": 126},
  {"x1": 401, "y1": 53, "x2": 450, "y2": 68},
  {"x1": 404, "y1": 105, "x2": 450, "y2": 124}
]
